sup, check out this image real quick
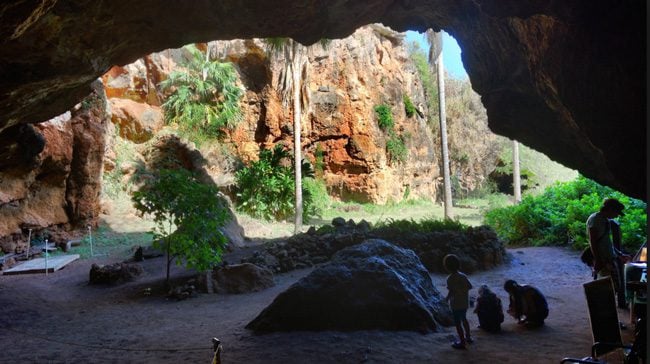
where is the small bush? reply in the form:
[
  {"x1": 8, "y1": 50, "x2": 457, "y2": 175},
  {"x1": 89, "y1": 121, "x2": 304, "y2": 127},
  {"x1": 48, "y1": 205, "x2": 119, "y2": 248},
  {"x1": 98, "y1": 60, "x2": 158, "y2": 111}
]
[
  {"x1": 235, "y1": 145, "x2": 318, "y2": 221},
  {"x1": 403, "y1": 94, "x2": 416, "y2": 118},
  {"x1": 303, "y1": 178, "x2": 330, "y2": 217},
  {"x1": 484, "y1": 176, "x2": 647, "y2": 251},
  {"x1": 386, "y1": 131, "x2": 407, "y2": 164},
  {"x1": 374, "y1": 104, "x2": 394, "y2": 131}
]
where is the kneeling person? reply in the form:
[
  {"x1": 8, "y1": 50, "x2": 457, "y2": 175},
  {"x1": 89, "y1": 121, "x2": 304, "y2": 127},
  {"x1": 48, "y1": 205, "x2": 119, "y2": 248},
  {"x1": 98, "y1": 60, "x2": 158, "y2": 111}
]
[
  {"x1": 474, "y1": 284, "x2": 504, "y2": 332},
  {"x1": 504, "y1": 279, "x2": 548, "y2": 327}
]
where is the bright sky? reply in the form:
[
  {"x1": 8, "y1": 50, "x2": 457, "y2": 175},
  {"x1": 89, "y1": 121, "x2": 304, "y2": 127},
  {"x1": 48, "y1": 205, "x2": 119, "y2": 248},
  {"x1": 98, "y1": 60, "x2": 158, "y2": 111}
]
[{"x1": 405, "y1": 30, "x2": 468, "y2": 79}]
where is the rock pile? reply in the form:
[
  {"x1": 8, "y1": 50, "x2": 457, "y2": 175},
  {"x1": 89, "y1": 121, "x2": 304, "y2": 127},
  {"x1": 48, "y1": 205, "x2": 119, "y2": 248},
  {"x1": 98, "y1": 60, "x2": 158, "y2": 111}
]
[{"x1": 242, "y1": 218, "x2": 506, "y2": 274}]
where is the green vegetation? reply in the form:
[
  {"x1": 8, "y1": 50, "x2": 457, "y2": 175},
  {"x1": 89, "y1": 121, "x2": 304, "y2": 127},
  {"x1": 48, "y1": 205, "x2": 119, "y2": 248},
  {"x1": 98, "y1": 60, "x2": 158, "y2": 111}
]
[
  {"x1": 160, "y1": 44, "x2": 242, "y2": 143},
  {"x1": 77, "y1": 227, "x2": 152, "y2": 259},
  {"x1": 102, "y1": 127, "x2": 141, "y2": 199},
  {"x1": 374, "y1": 104, "x2": 407, "y2": 164},
  {"x1": 386, "y1": 130, "x2": 408, "y2": 163},
  {"x1": 484, "y1": 176, "x2": 647, "y2": 251},
  {"x1": 235, "y1": 145, "x2": 319, "y2": 221},
  {"x1": 403, "y1": 94, "x2": 416, "y2": 118},
  {"x1": 132, "y1": 169, "x2": 229, "y2": 286},
  {"x1": 316, "y1": 198, "x2": 484, "y2": 228},
  {"x1": 303, "y1": 177, "x2": 331, "y2": 215},
  {"x1": 374, "y1": 104, "x2": 394, "y2": 131},
  {"x1": 373, "y1": 216, "x2": 469, "y2": 233},
  {"x1": 408, "y1": 43, "x2": 439, "y2": 127},
  {"x1": 495, "y1": 141, "x2": 578, "y2": 195}
]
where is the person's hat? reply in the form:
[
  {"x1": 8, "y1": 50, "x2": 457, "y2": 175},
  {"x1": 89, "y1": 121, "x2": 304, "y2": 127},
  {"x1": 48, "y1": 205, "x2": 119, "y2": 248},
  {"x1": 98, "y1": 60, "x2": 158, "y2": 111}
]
[{"x1": 602, "y1": 198, "x2": 625, "y2": 216}]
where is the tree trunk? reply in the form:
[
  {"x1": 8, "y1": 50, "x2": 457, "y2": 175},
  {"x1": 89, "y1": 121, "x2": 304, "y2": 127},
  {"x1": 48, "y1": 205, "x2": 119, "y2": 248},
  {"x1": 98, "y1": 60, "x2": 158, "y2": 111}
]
[
  {"x1": 292, "y1": 44, "x2": 303, "y2": 234},
  {"x1": 165, "y1": 237, "x2": 171, "y2": 288},
  {"x1": 437, "y1": 51, "x2": 453, "y2": 219},
  {"x1": 513, "y1": 139, "x2": 522, "y2": 203}
]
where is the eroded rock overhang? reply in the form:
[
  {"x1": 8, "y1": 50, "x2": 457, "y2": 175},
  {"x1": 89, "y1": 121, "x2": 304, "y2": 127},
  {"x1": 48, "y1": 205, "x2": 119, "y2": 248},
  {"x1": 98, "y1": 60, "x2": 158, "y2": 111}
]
[{"x1": 0, "y1": 0, "x2": 645, "y2": 199}]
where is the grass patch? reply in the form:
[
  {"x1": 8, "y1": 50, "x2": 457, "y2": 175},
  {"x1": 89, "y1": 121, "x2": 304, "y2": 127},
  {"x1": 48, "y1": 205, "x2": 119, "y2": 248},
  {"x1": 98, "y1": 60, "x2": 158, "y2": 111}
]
[
  {"x1": 313, "y1": 198, "x2": 485, "y2": 227},
  {"x1": 73, "y1": 226, "x2": 153, "y2": 259}
]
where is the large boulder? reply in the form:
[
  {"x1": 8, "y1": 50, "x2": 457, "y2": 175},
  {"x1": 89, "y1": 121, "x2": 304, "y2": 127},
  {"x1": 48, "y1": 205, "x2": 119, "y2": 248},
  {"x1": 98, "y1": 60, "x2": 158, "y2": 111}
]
[
  {"x1": 246, "y1": 239, "x2": 453, "y2": 333},
  {"x1": 89, "y1": 262, "x2": 143, "y2": 285},
  {"x1": 212, "y1": 263, "x2": 275, "y2": 294}
]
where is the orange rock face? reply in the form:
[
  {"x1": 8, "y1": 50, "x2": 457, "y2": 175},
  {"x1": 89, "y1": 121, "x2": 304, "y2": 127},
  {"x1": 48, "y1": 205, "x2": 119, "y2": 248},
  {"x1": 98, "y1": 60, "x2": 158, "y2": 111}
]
[
  {"x1": 102, "y1": 26, "x2": 443, "y2": 204},
  {"x1": 216, "y1": 26, "x2": 440, "y2": 204},
  {"x1": 109, "y1": 98, "x2": 163, "y2": 143},
  {"x1": 0, "y1": 86, "x2": 108, "y2": 252}
]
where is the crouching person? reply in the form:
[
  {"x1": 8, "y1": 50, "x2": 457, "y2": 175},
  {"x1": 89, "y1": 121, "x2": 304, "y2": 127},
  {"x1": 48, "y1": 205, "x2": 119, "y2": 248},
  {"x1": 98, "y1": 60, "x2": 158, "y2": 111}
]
[
  {"x1": 474, "y1": 285, "x2": 504, "y2": 332},
  {"x1": 504, "y1": 279, "x2": 549, "y2": 327}
]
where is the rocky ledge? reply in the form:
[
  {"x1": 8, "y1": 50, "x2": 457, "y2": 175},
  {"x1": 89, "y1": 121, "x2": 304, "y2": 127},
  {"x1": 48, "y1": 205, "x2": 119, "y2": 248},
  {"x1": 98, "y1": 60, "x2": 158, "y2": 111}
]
[{"x1": 242, "y1": 217, "x2": 506, "y2": 274}]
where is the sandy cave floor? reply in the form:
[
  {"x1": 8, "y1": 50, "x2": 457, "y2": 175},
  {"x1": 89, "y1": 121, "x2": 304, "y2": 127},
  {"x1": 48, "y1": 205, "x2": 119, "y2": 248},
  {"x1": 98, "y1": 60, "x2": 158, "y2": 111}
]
[{"x1": 0, "y1": 246, "x2": 636, "y2": 364}]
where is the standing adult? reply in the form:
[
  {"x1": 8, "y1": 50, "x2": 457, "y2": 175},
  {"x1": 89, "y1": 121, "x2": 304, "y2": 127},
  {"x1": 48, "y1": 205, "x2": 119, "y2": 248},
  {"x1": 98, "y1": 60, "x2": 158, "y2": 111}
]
[{"x1": 586, "y1": 198, "x2": 626, "y2": 281}]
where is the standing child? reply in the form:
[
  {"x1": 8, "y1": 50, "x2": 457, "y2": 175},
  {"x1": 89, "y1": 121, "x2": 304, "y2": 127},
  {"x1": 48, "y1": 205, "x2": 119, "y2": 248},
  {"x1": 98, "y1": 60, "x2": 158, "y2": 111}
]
[{"x1": 444, "y1": 254, "x2": 473, "y2": 349}]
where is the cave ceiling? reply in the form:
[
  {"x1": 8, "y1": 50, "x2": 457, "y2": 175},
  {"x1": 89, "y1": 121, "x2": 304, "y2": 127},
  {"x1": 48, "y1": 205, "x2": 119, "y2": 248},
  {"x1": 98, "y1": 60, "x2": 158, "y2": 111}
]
[{"x1": 0, "y1": 0, "x2": 646, "y2": 199}]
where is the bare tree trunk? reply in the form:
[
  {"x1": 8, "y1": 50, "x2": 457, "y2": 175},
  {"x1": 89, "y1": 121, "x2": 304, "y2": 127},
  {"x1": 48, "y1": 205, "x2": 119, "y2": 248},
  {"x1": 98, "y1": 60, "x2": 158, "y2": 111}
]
[
  {"x1": 292, "y1": 44, "x2": 303, "y2": 234},
  {"x1": 437, "y1": 52, "x2": 453, "y2": 219},
  {"x1": 166, "y1": 238, "x2": 171, "y2": 288},
  {"x1": 513, "y1": 139, "x2": 522, "y2": 203}
]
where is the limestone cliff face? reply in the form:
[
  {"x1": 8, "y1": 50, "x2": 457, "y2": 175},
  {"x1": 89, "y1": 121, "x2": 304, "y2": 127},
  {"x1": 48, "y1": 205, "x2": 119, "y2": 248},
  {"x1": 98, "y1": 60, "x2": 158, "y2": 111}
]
[
  {"x1": 0, "y1": 85, "x2": 108, "y2": 252},
  {"x1": 103, "y1": 26, "x2": 444, "y2": 204}
]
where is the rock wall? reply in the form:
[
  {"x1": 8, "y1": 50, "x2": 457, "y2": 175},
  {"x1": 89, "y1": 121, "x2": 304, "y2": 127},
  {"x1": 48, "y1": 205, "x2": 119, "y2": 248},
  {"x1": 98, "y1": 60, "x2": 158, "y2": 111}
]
[
  {"x1": 103, "y1": 26, "x2": 448, "y2": 204},
  {"x1": 0, "y1": 84, "x2": 108, "y2": 253}
]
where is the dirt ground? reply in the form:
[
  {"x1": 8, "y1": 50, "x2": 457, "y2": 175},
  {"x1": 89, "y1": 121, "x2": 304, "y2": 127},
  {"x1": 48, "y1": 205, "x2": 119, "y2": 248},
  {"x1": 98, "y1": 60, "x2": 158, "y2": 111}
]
[{"x1": 0, "y1": 246, "x2": 636, "y2": 364}]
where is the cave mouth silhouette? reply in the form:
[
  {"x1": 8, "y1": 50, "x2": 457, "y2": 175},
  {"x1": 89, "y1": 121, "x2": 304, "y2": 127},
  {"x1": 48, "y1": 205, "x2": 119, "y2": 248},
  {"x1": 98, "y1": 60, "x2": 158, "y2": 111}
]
[{"x1": 0, "y1": 2, "x2": 645, "y2": 199}]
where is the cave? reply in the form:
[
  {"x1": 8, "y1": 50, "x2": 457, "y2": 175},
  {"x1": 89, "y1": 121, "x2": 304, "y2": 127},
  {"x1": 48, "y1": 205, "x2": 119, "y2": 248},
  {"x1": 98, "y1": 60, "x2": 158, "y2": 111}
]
[
  {"x1": 0, "y1": 3, "x2": 646, "y2": 362},
  {"x1": 0, "y1": 1, "x2": 646, "y2": 201}
]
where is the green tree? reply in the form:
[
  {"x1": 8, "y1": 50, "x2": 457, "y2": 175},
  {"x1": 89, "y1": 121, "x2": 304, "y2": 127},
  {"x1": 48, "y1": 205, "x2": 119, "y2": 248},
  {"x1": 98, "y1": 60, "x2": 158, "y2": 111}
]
[
  {"x1": 132, "y1": 169, "x2": 229, "y2": 287},
  {"x1": 159, "y1": 44, "x2": 242, "y2": 138}
]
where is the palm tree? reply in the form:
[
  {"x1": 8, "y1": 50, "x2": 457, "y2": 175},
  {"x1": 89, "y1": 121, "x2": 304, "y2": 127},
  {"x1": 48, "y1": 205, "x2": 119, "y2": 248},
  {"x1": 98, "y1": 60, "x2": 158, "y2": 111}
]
[
  {"x1": 512, "y1": 140, "x2": 522, "y2": 203},
  {"x1": 266, "y1": 38, "x2": 306, "y2": 234},
  {"x1": 266, "y1": 38, "x2": 328, "y2": 234},
  {"x1": 426, "y1": 30, "x2": 453, "y2": 219},
  {"x1": 159, "y1": 44, "x2": 242, "y2": 137}
]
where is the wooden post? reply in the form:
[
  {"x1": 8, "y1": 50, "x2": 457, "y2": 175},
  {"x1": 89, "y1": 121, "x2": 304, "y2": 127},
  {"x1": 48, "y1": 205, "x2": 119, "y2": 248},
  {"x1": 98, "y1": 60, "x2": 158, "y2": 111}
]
[
  {"x1": 26, "y1": 229, "x2": 32, "y2": 259},
  {"x1": 88, "y1": 225, "x2": 93, "y2": 257},
  {"x1": 44, "y1": 238, "x2": 48, "y2": 276}
]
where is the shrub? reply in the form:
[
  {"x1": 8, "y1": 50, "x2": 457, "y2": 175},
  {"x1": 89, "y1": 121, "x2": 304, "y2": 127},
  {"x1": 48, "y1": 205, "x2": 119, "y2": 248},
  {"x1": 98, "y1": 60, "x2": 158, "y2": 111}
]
[
  {"x1": 374, "y1": 104, "x2": 408, "y2": 164},
  {"x1": 386, "y1": 131, "x2": 407, "y2": 164},
  {"x1": 235, "y1": 145, "x2": 318, "y2": 221},
  {"x1": 303, "y1": 178, "x2": 330, "y2": 217},
  {"x1": 484, "y1": 176, "x2": 647, "y2": 251},
  {"x1": 160, "y1": 44, "x2": 242, "y2": 141},
  {"x1": 403, "y1": 94, "x2": 416, "y2": 118},
  {"x1": 374, "y1": 104, "x2": 394, "y2": 131}
]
